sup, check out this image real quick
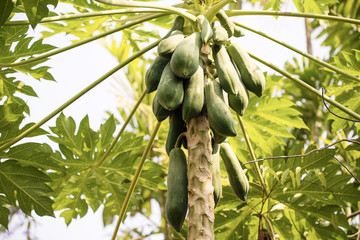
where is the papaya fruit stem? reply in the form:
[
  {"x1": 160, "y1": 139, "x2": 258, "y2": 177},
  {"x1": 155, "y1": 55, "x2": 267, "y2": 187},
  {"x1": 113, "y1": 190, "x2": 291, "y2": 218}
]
[{"x1": 174, "y1": 132, "x2": 187, "y2": 149}]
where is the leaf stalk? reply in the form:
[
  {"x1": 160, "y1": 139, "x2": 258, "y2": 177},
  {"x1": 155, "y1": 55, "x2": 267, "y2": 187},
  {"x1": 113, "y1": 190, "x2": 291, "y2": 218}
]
[
  {"x1": 237, "y1": 114, "x2": 268, "y2": 195},
  {"x1": 111, "y1": 120, "x2": 162, "y2": 240},
  {"x1": 4, "y1": 9, "x2": 166, "y2": 26},
  {"x1": 226, "y1": 10, "x2": 360, "y2": 25},
  {"x1": 233, "y1": 21, "x2": 360, "y2": 83},
  {"x1": 95, "y1": 0, "x2": 197, "y2": 22},
  {"x1": 249, "y1": 53, "x2": 360, "y2": 121},
  {"x1": 93, "y1": 90, "x2": 147, "y2": 169}
]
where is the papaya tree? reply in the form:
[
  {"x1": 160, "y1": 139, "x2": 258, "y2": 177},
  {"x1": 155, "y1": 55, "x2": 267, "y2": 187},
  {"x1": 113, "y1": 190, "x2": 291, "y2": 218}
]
[{"x1": 0, "y1": 0, "x2": 359, "y2": 239}]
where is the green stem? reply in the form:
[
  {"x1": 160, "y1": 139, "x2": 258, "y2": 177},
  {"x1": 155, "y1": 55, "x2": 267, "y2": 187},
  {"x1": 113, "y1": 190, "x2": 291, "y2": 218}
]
[
  {"x1": 226, "y1": 10, "x2": 360, "y2": 25},
  {"x1": 111, "y1": 121, "x2": 162, "y2": 240},
  {"x1": 93, "y1": 90, "x2": 147, "y2": 169},
  {"x1": 4, "y1": 9, "x2": 165, "y2": 26},
  {"x1": 249, "y1": 52, "x2": 360, "y2": 121},
  {"x1": 236, "y1": 114, "x2": 267, "y2": 194},
  {"x1": 0, "y1": 13, "x2": 166, "y2": 68},
  {"x1": 233, "y1": 21, "x2": 360, "y2": 83},
  {"x1": 174, "y1": 132, "x2": 187, "y2": 149},
  {"x1": 0, "y1": 39, "x2": 161, "y2": 152},
  {"x1": 95, "y1": 0, "x2": 197, "y2": 22},
  {"x1": 204, "y1": 0, "x2": 233, "y2": 21}
]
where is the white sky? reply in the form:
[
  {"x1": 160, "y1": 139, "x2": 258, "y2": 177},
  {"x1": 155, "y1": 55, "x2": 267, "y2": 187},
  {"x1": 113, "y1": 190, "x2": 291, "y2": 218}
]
[{"x1": 1, "y1": 0, "x2": 330, "y2": 239}]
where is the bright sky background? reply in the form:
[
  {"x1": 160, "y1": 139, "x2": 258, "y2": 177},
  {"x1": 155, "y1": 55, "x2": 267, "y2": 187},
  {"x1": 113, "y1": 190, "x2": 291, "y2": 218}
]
[{"x1": 1, "y1": 0, "x2": 330, "y2": 239}]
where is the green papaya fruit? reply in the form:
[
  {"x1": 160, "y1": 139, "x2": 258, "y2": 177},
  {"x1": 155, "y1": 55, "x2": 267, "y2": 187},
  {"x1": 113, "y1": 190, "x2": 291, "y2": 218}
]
[
  {"x1": 204, "y1": 80, "x2": 236, "y2": 137},
  {"x1": 182, "y1": 64, "x2": 204, "y2": 123},
  {"x1": 166, "y1": 108, "x2": 187, "y2": 155},
  {"x1": 197, "y1": 15, "x2": 213, "y2": 44},
  {"x1": 227, "y1": 42, "x2": 266, "y2": 97},
  {"x1": 170, "y1": 32, "x2": 202, "y2": 79},
  {"x1": 157, "y1": 63, "x2": 184, "y2": 111},
  {"x1": 211, "y1": 143, "x2": 222, "y2": 207},
  {"x1": 212, "y1": 25, "x2": 228, "y2": 45},
  {"x1": 145, "y1": 56, "x2": 169, "y2": 93},
  {"x1": 157, "y1": 31, "x2": 185, "y2": 59},
  {"x1": 165, "y1": 148, "x2": 188, "y2": 232},
  {"x1": 216, "y1": 9, "x2": 234, "y2": 37},
  {"x1": 152, "y1": 93, "x2": 172, "y2": 122},
  {"x1": 213, "y1": 44, "x2": 245, "y2": 96},
  {"x1": 227, "y1": 59, "x2": 249, "y2": 116},
  {"x1": 233, "y1": 25, "x2": 245, "y2": 37},
  {"x1": 220, "y1": 143, "x2": 249, "y2": 201},
  {"x1": 163, "y1": 16, "x2": 185, "y2": 39}
]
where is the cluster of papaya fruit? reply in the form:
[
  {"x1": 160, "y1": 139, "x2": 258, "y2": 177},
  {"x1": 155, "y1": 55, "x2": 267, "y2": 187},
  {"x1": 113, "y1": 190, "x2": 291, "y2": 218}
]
[{"x1": 145, "y1": 10, "x2": 265, "y2": 232}]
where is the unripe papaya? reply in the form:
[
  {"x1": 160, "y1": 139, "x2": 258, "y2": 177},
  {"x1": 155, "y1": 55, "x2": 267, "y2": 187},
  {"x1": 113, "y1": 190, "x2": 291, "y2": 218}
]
[
  {"x1": 211, "y1": 143, "x2": 222, "y2": 207},
  {"x1": 145, "y1": 56, "x2": 169, "y2": 93},
  {"x1": 157, "y1": 63, "x2": 184, "y2": 111},
  {"x1": 197, "y1": 15, "x2": 213, "y2": 44},
  {"x1": 166, "y1": 108, "x2": 187, "y2": 155},
  {"x1": 170, "y1": 32, "x2": 202, "y2": 79},
  {"x1": 220, "y1": 143, "x2": 249, "y2": 201},
  {"x1": 182, "y1": 64, "x2": 204, "y2": 123},
  {"x1": 152, "y1": 93, "x2": 172, "y2": 122},
  {"x1": 213, "y1": 44, "x2": 245, "y2": 96},
  {"x1": 157, "y1": 31, "x2": 185, "y2": 59},
  {"x1": 213, "y1": 25, "x2": 228, "y2": 45},
  {"x1": 216, "y1": 9, "x2": 234, "y2": 37},
  {"x1": 227, "y1": 42, "x2": 266, "y2": 97},
  {"x1": 163, "y1": 16, "x2": 185, "y2": 39},
  {"x1": 165, "y1": 148, "x2": 188, "y2": 232},
  {"x1": 204, "y1": 80, "x2": 236, "y2": 137}
]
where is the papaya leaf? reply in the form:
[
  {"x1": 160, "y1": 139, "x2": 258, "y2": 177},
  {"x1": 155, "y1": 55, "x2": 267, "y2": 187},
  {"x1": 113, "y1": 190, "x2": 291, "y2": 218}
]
[
  {"x1": 22, "y1": 0, "x2": 58, "y2": 28},
  {"x1": 0, "y1": 195, "x2": 10, "y2": 228},
  {"x1": 0, "y1": 160, "x2": 55, "y2": 218},
  {"x1": 49, "y1": 114, "x2": 166, "y2": 224},
  {"x1": 242, "y1": 95, "x2": 308, "y2": 157},
  {"x1": 326, "y1": 85, "x2": 360, "y2": 131},
  {"x1": 0, "y1": 143, "x2": 61, "y2": 171},
  {"x1": 0, "y1": 0, "x2": 14, "y2": 27},
  {"x1": 303, "y1": 0, "x2": 337, "y2": 14}
]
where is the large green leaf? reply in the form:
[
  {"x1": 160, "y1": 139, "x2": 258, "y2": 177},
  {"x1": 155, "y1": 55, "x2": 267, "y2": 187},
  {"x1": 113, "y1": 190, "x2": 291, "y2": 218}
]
[
  {"x1": 0, "y1": 0, "x2": 14, "y2": 27},
  {"x1": 22, "y1": 0, "x2": 58, "y2": 28},
  {"x1": 0, "y1": 160, "x2": 55, "y2": 218},
  {"x1": 48, "y1": 113, "x2": 166, "y2": 224},
  {"x1": 241, "y1": 92, "x2": 309, "y2": 157}
]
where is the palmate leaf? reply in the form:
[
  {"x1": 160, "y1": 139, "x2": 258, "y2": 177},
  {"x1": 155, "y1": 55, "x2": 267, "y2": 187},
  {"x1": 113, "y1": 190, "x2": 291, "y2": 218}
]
[
  {"x1": 0, "y1": 0, "x2": 14, "y2": 27},
  {"x1": 49, "y1": 113, "x2": 166, "y2": 225},
  {"x1": 0, "y1": 25, "x2": 56, "y2": 64},
  {"x1": 0, "y1": 160, "x2": 55, "y2": 218},
  {"x1": 241, "y1": 94, "x2": 308, "y2": 157},
  {"x1": 22, "y1": 0, "x2": 58, "y2": 28},
  {"x1": 326, "y1": 85, "x2": 360, "y2": 131},
  {"x1": 0, "y1": 143, "x2": 61, "y2": 171},
  {"x1": 331, "y1": 50, "x2": 360, "y2": 78}
]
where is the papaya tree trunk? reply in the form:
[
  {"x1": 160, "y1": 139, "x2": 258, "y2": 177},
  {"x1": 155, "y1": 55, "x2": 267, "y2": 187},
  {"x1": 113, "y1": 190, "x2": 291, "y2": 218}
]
[{"x1": 186, "y1": 111, "x2": 215, "y2": 240}]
